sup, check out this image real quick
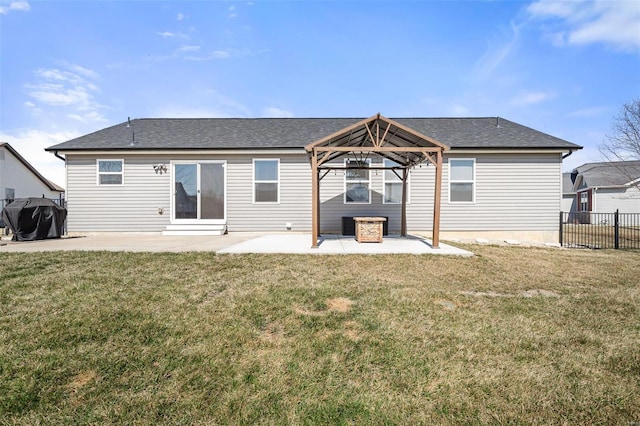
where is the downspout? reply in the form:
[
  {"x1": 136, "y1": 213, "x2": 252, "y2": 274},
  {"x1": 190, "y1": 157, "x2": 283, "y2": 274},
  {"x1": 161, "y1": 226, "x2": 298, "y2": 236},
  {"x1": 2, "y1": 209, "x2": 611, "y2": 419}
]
[
  {"x1": 53, "y1": 151, "x2": 65, "y2": 162},
  {"x1": 562, "y1": 149, "x2": 575, "y2": 160}
]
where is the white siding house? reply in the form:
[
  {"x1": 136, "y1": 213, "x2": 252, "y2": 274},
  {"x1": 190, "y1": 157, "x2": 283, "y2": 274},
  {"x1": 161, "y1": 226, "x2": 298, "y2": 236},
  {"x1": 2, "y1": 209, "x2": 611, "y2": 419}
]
[
  {"x1": 570, "y1": 161, "x2": 640, "y2": 214},
  {"x1": 0, "y1": 143, "x2": 64, "y2": 205},
  {"x1": 47, "y1": 116, "x2": 581, "y2": 243}
]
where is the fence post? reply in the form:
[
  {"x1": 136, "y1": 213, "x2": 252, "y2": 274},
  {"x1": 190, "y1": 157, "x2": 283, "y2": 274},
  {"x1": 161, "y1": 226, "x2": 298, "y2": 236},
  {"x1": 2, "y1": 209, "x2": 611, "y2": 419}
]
[
  {"x1": 614, "y1": 209, "x2": 619, "y2": 250},
  {"x1": 559, "y1": 211, "x2": 563, "y2": 247}
]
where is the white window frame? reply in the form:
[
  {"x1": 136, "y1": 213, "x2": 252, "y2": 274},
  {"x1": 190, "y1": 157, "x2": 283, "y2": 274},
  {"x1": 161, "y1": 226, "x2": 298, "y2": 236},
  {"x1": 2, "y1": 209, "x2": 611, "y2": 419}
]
[
  {"x1": 579, "y1": 191, "x2": 589, "y2": 212},
  {"x1": 97, "y1": 159, "x2": 124, "y2": 186},
  {"x1": 383, "y1": 159, "x2": 410, "y2": 204},
  {"x1": 448, "y1": 158, "x2": 475, "y2": 204},
  {"x1": 170, "y1": 160, "x2": 227, "y2": 224},
  {"x1": 253, "y1": 158, "x2": 280, "y2": 204},
  {"x1": 344, "y1": 158, "x2": 371, "y2": 204}
]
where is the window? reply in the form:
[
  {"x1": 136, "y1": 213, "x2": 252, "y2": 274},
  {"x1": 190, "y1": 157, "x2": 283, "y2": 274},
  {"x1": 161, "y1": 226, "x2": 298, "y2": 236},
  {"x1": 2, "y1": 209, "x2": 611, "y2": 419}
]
[
  {"x1": 449, "y1": 159, "x2": 475, "y2": 203},
  {"x1": 383, "y1": 159, "x2": 408, "y2": 204},
  {"x1": 579, "y1": 191, "x2": 589, "y2": 211},
  {"x1": 253, "y1": 159, "x2": 279, "y2": 203},
  {"x1": 5, "y1": 188, "x2": 15, "y2": 202},
  {"x1": 97, "y1": 159, "x2": 123, "y2": 185},
  {"x1": 345, "y1": 159, "x2": 370, "y2": 203}
]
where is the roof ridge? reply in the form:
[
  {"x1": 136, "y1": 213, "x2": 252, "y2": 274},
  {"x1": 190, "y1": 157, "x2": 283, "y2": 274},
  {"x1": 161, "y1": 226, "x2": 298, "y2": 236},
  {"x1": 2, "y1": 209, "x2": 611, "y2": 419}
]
[{"x1": 131, "y1": 116, "x2": 508, "y2": 120}]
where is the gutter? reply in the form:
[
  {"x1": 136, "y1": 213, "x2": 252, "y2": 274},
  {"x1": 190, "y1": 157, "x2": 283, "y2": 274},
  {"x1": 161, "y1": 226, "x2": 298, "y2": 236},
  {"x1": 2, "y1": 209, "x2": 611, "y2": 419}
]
[{"x1": 562, "y1": 149, "x2": 577, "y2": 159}]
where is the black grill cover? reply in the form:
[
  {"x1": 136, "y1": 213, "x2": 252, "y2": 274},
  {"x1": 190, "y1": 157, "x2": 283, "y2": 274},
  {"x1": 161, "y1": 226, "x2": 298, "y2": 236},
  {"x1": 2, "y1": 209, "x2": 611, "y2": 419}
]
[{"x1": 2, "y1": 198, "x2": 67, "y2": 241}]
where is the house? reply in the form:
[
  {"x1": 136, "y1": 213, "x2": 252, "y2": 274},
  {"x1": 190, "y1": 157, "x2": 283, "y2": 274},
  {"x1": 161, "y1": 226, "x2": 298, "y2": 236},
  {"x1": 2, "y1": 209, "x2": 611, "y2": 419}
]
[
  {"x1": 1, "y1": 142, "x2": 64, "y2": 208},
  {"x1": 570, "y1": 161, "x2": 640, "y2": 214},
  {"x1": 562, "y1": 172, "x2": 576, "y2": 213},
  {"x1": 45, "y1": 114, "x2": 581, "y2": 243}
]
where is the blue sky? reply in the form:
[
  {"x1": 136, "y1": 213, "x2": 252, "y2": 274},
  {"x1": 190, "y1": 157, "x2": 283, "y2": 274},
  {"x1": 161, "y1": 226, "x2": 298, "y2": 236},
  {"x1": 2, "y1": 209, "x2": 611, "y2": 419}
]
[{"x1": 1, "y1": 0, "x2": 639, "y2": 187}]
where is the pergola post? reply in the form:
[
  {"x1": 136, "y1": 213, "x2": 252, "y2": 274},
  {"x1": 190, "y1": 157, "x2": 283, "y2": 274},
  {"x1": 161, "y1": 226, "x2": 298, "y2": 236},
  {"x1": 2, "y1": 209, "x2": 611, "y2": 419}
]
[
  {"x1": 432, "y1": 150, "x2": 443, "y2": 248},
  {"x1": 401, "y1": 167, "x2": 408, "y2": 236},
  {"x1": 311, "y1": 152, "x2": 319, "y2": 248}
]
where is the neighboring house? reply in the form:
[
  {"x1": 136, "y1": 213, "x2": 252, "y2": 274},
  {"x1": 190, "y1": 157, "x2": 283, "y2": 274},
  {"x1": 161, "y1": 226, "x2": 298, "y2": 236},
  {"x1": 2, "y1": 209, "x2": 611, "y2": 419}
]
[
  {"x1": 570, "y1": 161, "x2": 640, "y2": 214},
  {"x1": 562, "y1": 172, "x2": 576, "y2": 213},
  {"x1": 0, "y1": 142, "x2": 64, "y2": 207},
  {"x1": 46, "y1": 115, "x2": 581, "y2": 243}
]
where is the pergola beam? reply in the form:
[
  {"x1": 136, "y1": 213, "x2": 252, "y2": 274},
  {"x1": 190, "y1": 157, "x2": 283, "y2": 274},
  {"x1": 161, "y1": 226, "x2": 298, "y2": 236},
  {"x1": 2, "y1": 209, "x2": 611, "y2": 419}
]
[{"x1": 313, "y1": 146, "x2": 442, "y2": 153}]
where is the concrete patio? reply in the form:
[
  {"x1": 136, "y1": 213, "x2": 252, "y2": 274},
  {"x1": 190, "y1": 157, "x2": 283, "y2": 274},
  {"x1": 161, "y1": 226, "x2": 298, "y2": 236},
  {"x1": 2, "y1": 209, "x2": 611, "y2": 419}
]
[
  {"x1": 218, "y1": 233, "x2": 472, "y2": 256},
  {"x1": 0, "y1": 232, "x2": 473, "y2": 256}
]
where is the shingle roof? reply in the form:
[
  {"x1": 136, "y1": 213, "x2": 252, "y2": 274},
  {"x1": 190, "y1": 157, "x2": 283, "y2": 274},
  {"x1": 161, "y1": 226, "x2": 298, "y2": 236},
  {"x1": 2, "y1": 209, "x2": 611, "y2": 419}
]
[
  {"x1": 573, "y1": 161, "x2": 640, "y2": 188},
  {"x1": 562, "y1": 173, "x2": 575, "y2": 194},
  {"x1": 46, "y1": 117, "x2": 581, "y2": 152}
]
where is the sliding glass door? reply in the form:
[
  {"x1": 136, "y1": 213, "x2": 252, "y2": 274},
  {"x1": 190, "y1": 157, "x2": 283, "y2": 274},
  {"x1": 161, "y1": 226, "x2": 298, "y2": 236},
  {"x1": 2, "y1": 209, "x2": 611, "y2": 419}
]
[{"x1": 173, "y1": 161, "x2": 225, "y2": 222}]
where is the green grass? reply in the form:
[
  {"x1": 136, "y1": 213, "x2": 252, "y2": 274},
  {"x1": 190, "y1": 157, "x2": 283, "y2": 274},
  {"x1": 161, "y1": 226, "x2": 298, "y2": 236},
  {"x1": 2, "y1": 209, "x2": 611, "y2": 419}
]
[{"x1": 1, "y1": 246, "x2": 639, "y2": 424}]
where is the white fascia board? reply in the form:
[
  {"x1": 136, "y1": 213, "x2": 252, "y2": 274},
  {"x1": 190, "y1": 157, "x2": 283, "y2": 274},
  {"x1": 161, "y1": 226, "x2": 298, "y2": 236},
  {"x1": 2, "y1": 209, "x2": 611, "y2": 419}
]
[
  {"x1": 56, "y1": 149, "x2": 306, "y2": 156},
  {"x1": 445, "y1": 149, "x2": 569, "y2": 155},
  {"x1": 593, "y1": 184, "x2": 630, "y2": 189},
  {"x1": 624, "y1": 177, "x2": 640, "y2": 186}
]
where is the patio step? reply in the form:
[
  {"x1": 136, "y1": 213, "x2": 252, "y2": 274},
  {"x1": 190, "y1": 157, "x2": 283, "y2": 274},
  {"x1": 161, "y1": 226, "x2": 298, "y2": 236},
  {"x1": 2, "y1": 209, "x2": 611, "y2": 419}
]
[{"x1": 162, "y1": 224, "x2": 227, "y2": 236}]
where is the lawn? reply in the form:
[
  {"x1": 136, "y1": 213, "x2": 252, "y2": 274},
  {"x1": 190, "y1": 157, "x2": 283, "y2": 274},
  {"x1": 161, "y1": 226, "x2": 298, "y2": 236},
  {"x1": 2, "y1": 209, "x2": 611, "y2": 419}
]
[{"x1": 1, "y1": 245, "x2": 639, "y2": 424}]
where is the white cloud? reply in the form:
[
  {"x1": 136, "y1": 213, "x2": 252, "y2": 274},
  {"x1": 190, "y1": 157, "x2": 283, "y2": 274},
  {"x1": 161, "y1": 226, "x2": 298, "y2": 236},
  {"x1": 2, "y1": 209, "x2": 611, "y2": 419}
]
[
  {"x1": 263, "y1": 107, "x2": 294, "y2": 118},
  {"x1": 184, "y1": 48, "x2": 268, "y2": 61},
  {"x1": 567, "y1": 106, "x2": 608, "y2": 118},
  {"x1": 177, "y1": 13, "x2": 184, "y2": 21},
  {"x1": 67, "y1": 111, "x2": 108, "y2": 123},
  {"x1": 228, "y1": 5, "x2": 237, "y2": 19},
  {"x1": 154, "y1": 108, "x2": 236, "y2": 118},
  {"x1": 473, "y1": 20, "x2": 523, "y2": 79},
  {"x1": 0, "y1": 129, "x2": 81, "y2": 187},
  {"x1": 0, "y1": 0, "x2": 30, "y2": 14},
  {"x1": 511, "y1": 91, "x2": 555, "y2": 106},
  {"x1": 185, "y1": 50, "x2": 233, "y2": 60},
  {"x1": 24, "y1": 64, "x2": 107, "y2": 123},
  {"x1": 66, "y1": 63, "x2": 100, "y2": 80},
  {"x1": 450, "y1": 104, "x2": 470, "y2": 116},
  {"x1": 156, "y1": 90, "x2": 252, "y2": 118},
  {"x1": 528, "y1": 0, "x2": 640, "y2": 52},
  {"x1": 177, "y1": 45, "x2": 200, "y2": 52},
  {"x1": 157, "y1": 31, "x2": 188, "y2": 39}
]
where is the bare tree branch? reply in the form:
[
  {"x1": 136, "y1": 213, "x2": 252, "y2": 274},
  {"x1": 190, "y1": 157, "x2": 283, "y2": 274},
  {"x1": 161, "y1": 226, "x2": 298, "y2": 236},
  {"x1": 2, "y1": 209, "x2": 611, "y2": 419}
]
[{"x1": 599, "y1": 98, "x2": 640, "y2": 191}]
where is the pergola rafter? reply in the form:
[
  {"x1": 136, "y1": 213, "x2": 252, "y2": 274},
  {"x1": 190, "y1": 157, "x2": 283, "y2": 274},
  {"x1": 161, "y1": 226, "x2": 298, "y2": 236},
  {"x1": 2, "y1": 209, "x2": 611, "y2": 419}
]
[{"x1": 305, "y1": 113, "x2": 449, "y2": 249}]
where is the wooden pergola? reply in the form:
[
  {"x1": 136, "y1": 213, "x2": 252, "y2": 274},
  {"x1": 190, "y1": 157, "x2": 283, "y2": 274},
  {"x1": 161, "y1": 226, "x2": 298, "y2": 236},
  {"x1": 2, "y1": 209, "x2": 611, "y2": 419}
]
[{"x1": 305, "y1": 113, "x2": 449, "y2": 248}]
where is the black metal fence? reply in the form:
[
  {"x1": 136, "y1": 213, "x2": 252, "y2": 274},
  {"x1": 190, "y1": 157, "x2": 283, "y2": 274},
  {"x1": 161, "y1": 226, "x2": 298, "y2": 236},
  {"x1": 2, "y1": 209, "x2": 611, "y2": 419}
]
[{"x1": 560, "y1": 210, "x2": 640, "y2": 249}]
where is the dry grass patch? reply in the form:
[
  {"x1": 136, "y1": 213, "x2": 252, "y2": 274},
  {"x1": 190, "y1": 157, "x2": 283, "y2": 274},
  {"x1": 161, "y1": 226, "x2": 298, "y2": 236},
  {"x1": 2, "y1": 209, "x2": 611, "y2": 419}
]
[
  {"x1": 0, "y1": 246, "x2": 638, "y2": 424},
  {"x1": 65, "y1": 370, "x2": 97, "y2": 394},
  {"x1": 326, "y1": 297, "x2": 353, "y2": 313}
]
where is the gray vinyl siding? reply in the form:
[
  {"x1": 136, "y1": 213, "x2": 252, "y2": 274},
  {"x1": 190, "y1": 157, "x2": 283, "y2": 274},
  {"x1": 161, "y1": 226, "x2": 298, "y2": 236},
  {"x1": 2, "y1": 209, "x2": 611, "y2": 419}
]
[
  {"x1": 594, "y1": 187, "x2": 640, "y2": 213},
  {"x1": 226, "y1": 154, "x2": 312, "y2": 231},
  {"x1": 65, "y1": 151, "x2": 563, "y2": 233},
  {"x1": 318, "y1": 156, "x2": 420, "y2": 233},
  {"x1": 65, "y1": 153, "x2": 314, "y2": 232},
  {"x1": 66, "y1": 155, "x2": 172, "y2": 232},
  {"x1": 438, "y1": 154, "x2": 561, "y2": 231},
  {"x1": 319, "y1": 153, "x2": 561, "y2": 232}
]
